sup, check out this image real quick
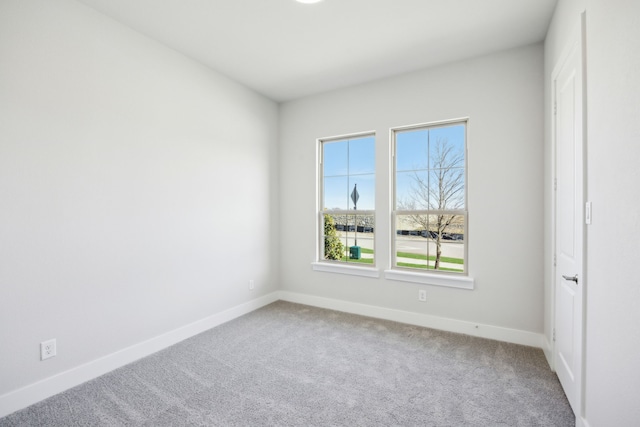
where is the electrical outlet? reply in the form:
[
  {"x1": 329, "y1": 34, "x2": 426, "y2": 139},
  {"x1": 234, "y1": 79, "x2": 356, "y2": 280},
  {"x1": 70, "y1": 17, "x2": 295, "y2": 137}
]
[
  {"x1": 41, "y1": 339, "x2": 56, "y2": 361},
  {"x1": 418, "y1": 290, "x2": 427, "y2": 302},
  {"x1": 249, "y1": 279, "x2": 255, "y2": 290}
]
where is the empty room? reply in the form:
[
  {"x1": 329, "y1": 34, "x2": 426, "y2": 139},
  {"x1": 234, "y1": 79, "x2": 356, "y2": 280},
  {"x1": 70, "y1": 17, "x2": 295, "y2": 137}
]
[{"x1": 1, "y1": 0, "x2": 638, "y2": 426}]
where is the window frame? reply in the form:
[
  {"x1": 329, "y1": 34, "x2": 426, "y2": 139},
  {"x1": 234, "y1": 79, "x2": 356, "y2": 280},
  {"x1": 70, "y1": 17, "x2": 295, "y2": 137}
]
[
  {"x1": 386, "y1": 118, "x2": 473, "y2": 288},
  {"x1": 313, "y1": 131, "x2": 379, "y2": 277}
]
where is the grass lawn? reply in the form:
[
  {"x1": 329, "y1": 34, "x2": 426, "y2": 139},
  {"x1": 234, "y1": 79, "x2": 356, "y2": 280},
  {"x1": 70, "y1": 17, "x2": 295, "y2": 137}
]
[
  {"x1": 396, "y1": 251, "x2": 463, "y2": 265},
  {"x1": 340, "y1": 246, "x2": 374, "y2": 263},
  {"x1": 396, "y1": 262, "x2": 463, "y2": 272},
  {"x1": 333, "y1": 247, "x2": 463, "y2": 271}
]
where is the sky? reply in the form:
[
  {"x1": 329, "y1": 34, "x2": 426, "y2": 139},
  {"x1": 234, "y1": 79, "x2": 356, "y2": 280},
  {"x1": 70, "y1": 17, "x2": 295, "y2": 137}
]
[
  {"x1": 395, "y1": 124, "x2": 465, "y2": 209},
  {"x1": 323, "y1": 135, "x2": 376, "y2": 210},
  {"x1": 323, "y1": 124, "x2": 465, "y2": 211}
]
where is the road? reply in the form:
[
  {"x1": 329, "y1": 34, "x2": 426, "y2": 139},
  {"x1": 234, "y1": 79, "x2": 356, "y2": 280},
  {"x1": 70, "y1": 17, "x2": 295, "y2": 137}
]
[
  {"x1": 335, "y1": 233, "x2": 464, "y2": 259},
  {"x1": 395, "y1": 236, "x2": 465, "y2": 259}
]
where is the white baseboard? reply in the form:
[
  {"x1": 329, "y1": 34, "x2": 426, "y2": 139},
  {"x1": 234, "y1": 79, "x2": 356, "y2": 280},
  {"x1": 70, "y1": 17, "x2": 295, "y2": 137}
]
[
  {"x1": 0, "y1": 292, "x2": 280, "y2": 419},
  {"x1": 576, "y1": 416, "x2": 590, "y2": 427},
  {"x1": 278, "y1": 291, "x2": 543, "y2": 348}
]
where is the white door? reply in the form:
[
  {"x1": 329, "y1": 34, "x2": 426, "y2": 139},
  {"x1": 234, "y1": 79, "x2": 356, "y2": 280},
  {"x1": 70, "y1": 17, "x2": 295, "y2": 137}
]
[{"x1": 553, "y1": 28, "x2": 584, "y2": 416}]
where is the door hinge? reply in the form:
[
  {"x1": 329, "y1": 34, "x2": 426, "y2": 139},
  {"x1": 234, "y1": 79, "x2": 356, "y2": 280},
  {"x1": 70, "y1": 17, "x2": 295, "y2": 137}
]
[
  {"x1": 553, "y1": 254, "x2": 557, "y2": 267},
  {"x1": 554, "y1": 178, "x2": 557, "y2": 191},
  {"x1": 553, "y1": 328, "x2": 556, "y2": 342},
  {"x1": 554, "y1": 101, "x2": 557, "y2": 115}
]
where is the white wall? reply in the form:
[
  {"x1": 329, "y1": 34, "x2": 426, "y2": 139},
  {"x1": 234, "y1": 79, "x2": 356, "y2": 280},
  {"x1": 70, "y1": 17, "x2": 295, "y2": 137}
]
[
  {"x1": 583, "y1": 0, "x2": 640, "y2": 424},
  {"x1": 0, "y1": 0, "x2": 279, "y2": 403},
  {"x1": 279, "y1": 45, "x2": 545, "y2": 337}
]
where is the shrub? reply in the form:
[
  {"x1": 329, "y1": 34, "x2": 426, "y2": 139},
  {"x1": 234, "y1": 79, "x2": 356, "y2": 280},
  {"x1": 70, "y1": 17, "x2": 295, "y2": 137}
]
[{"x1": 324, "y1": 215, "x2": 344, "y2": 260}]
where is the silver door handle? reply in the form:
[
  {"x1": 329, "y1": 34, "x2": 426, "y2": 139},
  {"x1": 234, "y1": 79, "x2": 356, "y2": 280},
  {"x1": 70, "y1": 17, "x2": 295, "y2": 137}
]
[{"x1": 562, "y1": 274, "x2": 578, "y2": 283}]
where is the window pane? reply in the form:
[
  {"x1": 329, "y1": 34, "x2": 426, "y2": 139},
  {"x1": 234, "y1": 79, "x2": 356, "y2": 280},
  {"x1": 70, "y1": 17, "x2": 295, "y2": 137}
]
[
  {"x1": 324, "y1": 140, "x2": 348, "y2": 177},
  {"x1": 323, "y1": 176, "x2": 348, "y2": 210},
  {"x1": 395, "y1": 214, "x2": 465, "y2": 273},
  {"x1": 348, "y1": 136, "x2": 375, "y2": 175},
  {"x1": 395, "y1": 214, "x2": 429, "y2": 268},
  {"x1": 343, "y1": 214, "x2": 374, "y2": 265},
  {"x1": 323, "y1": 214, "x2": 346, "y2": 261},
  {"x1": 429, "y1": 167, "x2": 465, "y2": 210},
  {"x1": 323, "y1": 213, "x2": 375, "y2": 265},
  {"x1": 428, "y1": 214, "x2": 465, "y2": 272},
  {"x1": 429, "y1": 124, "x2": 465, "y2": 170},
  {"x1": 396, "y1": 171, "x2": 429, "y2": 210},
  {"x1": 396, "y1": 129, "x2": 428, "y2": 172},
  {"x1": 348, "y1": 174, "x2": 375, "y2": 210}
]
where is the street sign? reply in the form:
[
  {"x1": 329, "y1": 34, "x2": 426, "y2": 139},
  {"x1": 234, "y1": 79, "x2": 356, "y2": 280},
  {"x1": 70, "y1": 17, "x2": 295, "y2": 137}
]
[{"x1": 351, "y1": 184, "x2": 359, "y2": 208}]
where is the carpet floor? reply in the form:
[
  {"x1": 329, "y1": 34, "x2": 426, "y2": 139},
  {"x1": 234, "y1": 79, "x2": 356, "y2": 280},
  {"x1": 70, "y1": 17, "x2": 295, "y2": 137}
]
[{"x1": 0, "y1": 301, "x2": 574, "y2": 426}]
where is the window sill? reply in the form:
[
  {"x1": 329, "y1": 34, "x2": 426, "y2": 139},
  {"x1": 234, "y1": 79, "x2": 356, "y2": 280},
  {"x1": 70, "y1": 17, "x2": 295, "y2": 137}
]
[
  {"x1": 312, "y1": 262, "x2": 380, "y2": 278},
  {"x1": 383, "y1": 269, "x2": 474, "y2": 290}
]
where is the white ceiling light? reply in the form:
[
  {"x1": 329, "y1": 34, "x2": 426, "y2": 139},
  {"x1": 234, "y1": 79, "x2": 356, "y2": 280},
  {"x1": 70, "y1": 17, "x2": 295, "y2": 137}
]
[{"x1": 296, "y1": 0, "x2": 323, "y2": 4}]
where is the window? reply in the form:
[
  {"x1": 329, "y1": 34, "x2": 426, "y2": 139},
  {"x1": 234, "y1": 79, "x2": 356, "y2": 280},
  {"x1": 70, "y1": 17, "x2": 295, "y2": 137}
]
[
  {"x1": 318, "y1": 133, "x2": 375, "y2": 268},
  {"x1": 392, "y1": 120, "x2": 468, "y2": 275}
]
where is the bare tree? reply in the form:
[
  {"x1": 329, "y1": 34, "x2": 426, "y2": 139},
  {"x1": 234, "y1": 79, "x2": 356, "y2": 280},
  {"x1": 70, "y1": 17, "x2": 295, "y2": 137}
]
[{"x1": 398, "y1": 137, "x2": 464, "y2": 269}]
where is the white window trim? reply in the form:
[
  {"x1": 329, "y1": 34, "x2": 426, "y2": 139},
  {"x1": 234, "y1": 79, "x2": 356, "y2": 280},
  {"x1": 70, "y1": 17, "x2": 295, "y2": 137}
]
[
  {"x1": 312, "y1": 262, "x2": 380, "y2": 278},
  {"x1": 383, "y1": 268, "x2": 474, "y2": 289},
  {"x1": 390, "y1": 118, "x2": 471, "y2": 284}
]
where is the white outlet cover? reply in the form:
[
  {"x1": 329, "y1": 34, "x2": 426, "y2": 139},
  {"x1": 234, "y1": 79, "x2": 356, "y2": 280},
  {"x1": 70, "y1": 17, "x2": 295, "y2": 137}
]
[{"x1": 41, "y1": 339, "x2": 57, "y2": 360}]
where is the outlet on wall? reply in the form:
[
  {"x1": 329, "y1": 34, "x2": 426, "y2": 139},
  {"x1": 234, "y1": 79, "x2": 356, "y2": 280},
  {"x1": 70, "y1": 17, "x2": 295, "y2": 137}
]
[
  {"x1": 418, "y1": 289, "x2": 427, "y2": 302},
  {"x1": 249, "y1": 279, "x2": 255, "y2": 290},
  {"x1": 41, "y1": 339, "x2": 56, "y2": 361}
]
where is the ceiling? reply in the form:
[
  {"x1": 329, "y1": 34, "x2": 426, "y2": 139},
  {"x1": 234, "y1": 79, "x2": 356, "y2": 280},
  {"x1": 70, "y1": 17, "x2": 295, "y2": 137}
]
[{"x1": 76, "y1": 0, "x2": 558, "y2": 102}]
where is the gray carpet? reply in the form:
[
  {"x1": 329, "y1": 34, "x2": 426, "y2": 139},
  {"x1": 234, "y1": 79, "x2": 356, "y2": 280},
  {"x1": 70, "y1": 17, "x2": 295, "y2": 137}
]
[{"x1": 0, "y1": 301, "x2": 574, "y2": 426}]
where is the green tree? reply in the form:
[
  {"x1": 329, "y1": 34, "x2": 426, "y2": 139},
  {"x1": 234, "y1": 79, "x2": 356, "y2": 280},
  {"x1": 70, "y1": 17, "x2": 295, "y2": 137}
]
[{"x1": 324, "y1": 215, "x2": 344, "y2": 260}]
